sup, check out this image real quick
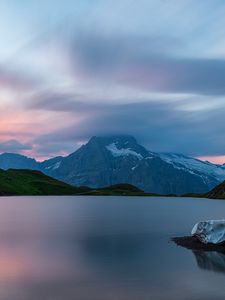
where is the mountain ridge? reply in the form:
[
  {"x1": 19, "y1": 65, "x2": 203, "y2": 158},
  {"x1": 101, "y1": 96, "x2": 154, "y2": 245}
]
[{"x1": 1, "y1": 135, "x2": 225, "y2": 195}]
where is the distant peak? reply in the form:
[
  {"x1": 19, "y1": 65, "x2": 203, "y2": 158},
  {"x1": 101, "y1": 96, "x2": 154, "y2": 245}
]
[
  {"x1": 0, "y1": 152, "x2": 26, "y2": 157},
  {"x1": 88, "y1": 135, "x2": 137, "y2": 147},
  {"x1": 83, "y1": 135, "x2": 153, "y2": 159}
]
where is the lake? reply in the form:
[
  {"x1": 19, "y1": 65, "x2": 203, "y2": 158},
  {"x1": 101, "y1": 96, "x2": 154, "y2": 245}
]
[{"x1": 0, "y1": 196, "x2": 225, "y2": 300}]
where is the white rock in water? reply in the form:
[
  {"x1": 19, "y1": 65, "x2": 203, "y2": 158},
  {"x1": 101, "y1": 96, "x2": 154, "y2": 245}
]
[{"x1": 191, "y1": 220, "x2": 225, "y2": 244}]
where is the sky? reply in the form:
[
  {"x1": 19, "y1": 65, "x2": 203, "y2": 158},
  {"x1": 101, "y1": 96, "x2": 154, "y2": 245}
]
[{"x1": 1, "y1": 0, "x2": 225, "y2": 162}]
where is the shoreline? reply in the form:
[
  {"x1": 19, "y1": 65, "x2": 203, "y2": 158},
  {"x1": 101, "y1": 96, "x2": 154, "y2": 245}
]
[{"x1": 172, "y1": 236, "x2": 225, "y2": 252}]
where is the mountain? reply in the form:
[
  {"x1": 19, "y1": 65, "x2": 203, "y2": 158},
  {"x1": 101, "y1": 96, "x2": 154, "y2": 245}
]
[
  {"x1": 48, "y1": 136, "x2": 225, "y2": 195},
  {"x1": 158, "y1": 153, "x2": 225, "y2": 187},
  {"x1": 0, "y1": 153, "x2": 40, "y2": 170},
  {"x1": 0, "y1": 169, "x2": 88, "y2": 196},
  {"x1": 1, "y1": 136, "x2": 225, "y2": 195},
  {"x1": 39, "y1": 156, "x2": 63, "y2": 172},
  {"x1": 0, "y1": 153, "x2": 64, "y2": 174}
]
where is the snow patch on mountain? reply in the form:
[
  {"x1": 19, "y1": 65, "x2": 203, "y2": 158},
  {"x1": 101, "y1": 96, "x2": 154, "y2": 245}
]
[
  {"x1": 106, "y1": 143, "x2": 143, "y2": 160},
  {"x1": 45, "y1": 161, "x2": 61, "y2": 170},
  {"x1": 52, "y1": 161, "x2": 61, "y2": 169},
  {"x1": 159, "y1": 153, "x2": 225, "y2": 181},
  {"x1": 132, "y1": 165, "x2": 138, "y2": 171}
]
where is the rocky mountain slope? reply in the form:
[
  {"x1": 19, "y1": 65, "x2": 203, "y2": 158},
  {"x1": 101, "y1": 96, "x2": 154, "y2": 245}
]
[
  {"x1": 0, "y1": 153, "x2": 39, "y2": 170},
  {"x1": 206, "y1": 180, "x2": 225, "y2": 199}
]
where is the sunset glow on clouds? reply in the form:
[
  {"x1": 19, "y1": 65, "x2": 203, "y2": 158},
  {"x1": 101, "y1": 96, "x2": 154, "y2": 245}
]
[
  {"x1": 1, "y1": 0, "x2": 225, "y2": 162},
  {"x1": 198, "y1": 156, "x2": 225, "y2": 165}
]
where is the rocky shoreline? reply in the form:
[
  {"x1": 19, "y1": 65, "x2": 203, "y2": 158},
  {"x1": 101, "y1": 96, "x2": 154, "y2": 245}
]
[{"x1": 172, "y1": 236, "x2": 225, "y2": 252}]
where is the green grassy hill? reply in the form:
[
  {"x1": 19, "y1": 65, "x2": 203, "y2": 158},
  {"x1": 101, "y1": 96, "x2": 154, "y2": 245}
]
[
  {"x1": 0, "y1": 169, "x2": 89, "y2": 196},
  {"x1": 0, "y1": 169, "x2": 153, "y2": 196},
  {"x1": 82, "y1": 183, "x2": 146, "y2": 196}
]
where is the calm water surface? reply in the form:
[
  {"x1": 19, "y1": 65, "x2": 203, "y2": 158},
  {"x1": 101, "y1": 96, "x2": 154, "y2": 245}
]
[{"x1": 0, "y1": 196, "x2": 225, "y2": 300}]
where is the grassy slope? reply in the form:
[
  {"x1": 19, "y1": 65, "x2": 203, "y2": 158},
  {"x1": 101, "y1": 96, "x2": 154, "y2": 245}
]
[
  {"x1": 81, "y1": 183, "x2": 159, "y2": 196},
  {"x1": 0, "y1": 169, "x2": 89, "y2": 196},
  {"x1": 0, "y1": 169, "x2": 177, "y2": 197}
]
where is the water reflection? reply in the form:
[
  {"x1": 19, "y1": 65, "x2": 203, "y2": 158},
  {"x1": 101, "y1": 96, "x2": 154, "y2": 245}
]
[
  {"x1": 193, "y1": 250, "x2": 225, "y2": 274},
  {"x1": 0, "y1": 196, "x2": 225, "y2": 299},
  {"x1": 82, "y1": 233, "x2": 152, "y2": 264}
]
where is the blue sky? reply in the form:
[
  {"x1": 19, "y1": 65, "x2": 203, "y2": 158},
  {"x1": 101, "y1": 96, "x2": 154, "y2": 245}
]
[{"x1": 1, "y1": 0, "x2": 225, "y2": 162}]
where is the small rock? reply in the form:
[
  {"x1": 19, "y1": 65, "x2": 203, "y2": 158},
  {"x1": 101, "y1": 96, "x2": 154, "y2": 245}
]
[{"x1": 191, "y1": 220, "x2": 225, "y2": 244}]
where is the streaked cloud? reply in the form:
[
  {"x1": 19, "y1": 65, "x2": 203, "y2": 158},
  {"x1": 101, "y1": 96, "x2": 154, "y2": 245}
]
[
  {"x1": 1, "y1": 0, "x2": 225, "y2": 161},
  {"x1": 22, "y1": 99, "x2": 225, "y2": 159},
  {"x1": 67, "y1": 31, "x2": 225, "y2": 96}
]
